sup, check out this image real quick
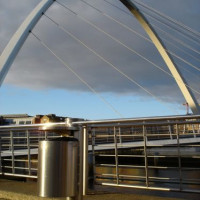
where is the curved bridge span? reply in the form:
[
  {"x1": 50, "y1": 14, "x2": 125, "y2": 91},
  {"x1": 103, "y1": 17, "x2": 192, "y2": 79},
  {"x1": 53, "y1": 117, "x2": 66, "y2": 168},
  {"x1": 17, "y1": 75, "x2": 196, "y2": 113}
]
[{"x1": 0, "y1": 0, "x2": 199, "y2": 114}]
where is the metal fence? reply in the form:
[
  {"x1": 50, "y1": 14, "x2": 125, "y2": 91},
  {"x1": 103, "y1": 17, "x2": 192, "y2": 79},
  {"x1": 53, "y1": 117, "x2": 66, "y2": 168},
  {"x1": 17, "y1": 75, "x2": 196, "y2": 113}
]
[
  {"x1": 78, "y1": 115, "x2": 200, "y2": 194},
  {"x1": 0, "y1": 123, "x2": 69, "y2": 179},
  {"x1": 0, "y1": 115, "x2": 200, "y2": 195}
]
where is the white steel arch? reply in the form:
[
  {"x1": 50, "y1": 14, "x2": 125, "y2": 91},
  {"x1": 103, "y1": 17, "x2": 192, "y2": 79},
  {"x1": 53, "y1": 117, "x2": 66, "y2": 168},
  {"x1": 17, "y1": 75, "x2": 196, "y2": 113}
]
[
  {"x1": 120, "y1": 0, "x2": 200, "y2": 114},
  {"x1": 0, "y1": 0, "x2": 199, "y2": 114},
  {"x1": 0, "y1": 0, "x2": 54, "y2": 86}
]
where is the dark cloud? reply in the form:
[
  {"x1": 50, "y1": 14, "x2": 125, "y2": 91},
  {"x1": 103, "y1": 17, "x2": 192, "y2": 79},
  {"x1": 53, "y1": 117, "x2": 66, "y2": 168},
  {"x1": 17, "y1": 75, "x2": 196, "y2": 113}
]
[
  {"x1": 1, "y1": 0, "x2": 200, "y2": 105},
  {"x1": 0, "y1": 0, "x2": 40, "y2": 51}
]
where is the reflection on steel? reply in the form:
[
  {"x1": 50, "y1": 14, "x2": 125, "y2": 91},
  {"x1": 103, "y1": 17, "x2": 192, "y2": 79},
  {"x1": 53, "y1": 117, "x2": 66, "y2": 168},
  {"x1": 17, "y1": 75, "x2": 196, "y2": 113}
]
[
  {"x1": 73, "y1": 114, "x2": 200, "y2": 125},
  {"x1": 119, "y1": 0, "x2": 200, "y2": 114},
  {"x1": 26, "y1": 130, "x2": 31, "y2": 175},
  {"x1": 114, "y1": 127, "x2": 119, "y2": 184},
  {"x1": 143, "y1": 125, "x2": 149, "y2": 187},
  {"x1": 78, "y1": 127, "x2": 84, "y2": 200},
  {"x1": 10, "y1": 131, "x2": 15, "y2": 174},
  {"x1": 83, "y1": 126, "x2": 88, "y2": 195},
  {"x1": 38, "y1": 138, "x2": 78, "y2": 198},
  {"x1": 0, "y1": 138, "x2": 1, "y2": 174},
  {"x1": 0, "y1": 122, "x2": 83, "y2": 200}
]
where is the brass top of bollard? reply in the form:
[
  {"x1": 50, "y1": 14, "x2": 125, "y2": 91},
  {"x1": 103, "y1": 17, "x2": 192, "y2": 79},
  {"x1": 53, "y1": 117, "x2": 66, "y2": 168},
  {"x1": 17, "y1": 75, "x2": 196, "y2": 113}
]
[{"x1": 39, "y1": 123, "x2": 79, "y2": 136}]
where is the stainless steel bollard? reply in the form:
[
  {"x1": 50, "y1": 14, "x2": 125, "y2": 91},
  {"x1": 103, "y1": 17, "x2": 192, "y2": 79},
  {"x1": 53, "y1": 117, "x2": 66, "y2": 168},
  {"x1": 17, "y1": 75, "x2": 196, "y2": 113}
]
[
  {"x1": 0, "y1": 138, "x2": 1, "y2": 174},
  {"x1": 38, "y1": 137, "x2": 78, "y2": 198}
]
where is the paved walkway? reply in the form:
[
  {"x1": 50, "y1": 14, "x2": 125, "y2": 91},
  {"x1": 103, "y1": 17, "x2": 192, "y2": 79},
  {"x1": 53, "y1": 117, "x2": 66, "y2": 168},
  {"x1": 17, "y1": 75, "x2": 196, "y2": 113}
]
[{"x1": 0, "y1": 179, "x2": 198, "y2": 200}]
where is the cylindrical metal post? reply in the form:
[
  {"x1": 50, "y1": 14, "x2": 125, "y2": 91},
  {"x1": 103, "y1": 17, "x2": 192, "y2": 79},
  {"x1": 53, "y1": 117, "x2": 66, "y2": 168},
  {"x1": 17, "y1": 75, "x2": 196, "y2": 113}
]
[
  {"x1": 83, "y1": 126, "x2": 88, "y2": 196},
  {"x1": 26, "y1": 130, "x2": 31, "y2": 175},
  {"x1": 114, "y1": 127, "x2": 119, "y2": 184},
  {"x1": 119, "y1": 127, "x2": 122, "y2": 144},
  {"x1": 10, "y1": 131, "x2": 15, "y2": 174},
  {"x1": 176, "y1": 124, "x2": 182, "y2": 191},
  {"x1": 78, "y1": 129, "x2": 83, "y2": 200},
  {"x1": 0, "y1": 137, "x2": 2, "y2": 174},
  {"x1": 92, "y1": 129, "x2": 96, "y2": 185},
  {"x1": 38, "y1": 137, "x2": 78, "y2": 198},
  {"x1": 143, "y1": 125, "x2": 149, "y2": 187}
]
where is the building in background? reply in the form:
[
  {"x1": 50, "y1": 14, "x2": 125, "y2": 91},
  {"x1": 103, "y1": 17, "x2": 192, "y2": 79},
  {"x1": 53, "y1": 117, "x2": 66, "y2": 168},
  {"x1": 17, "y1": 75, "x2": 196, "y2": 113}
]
[
  {"x1": 0, "y1": 114, "x2": 85, "y2": 125},
  {"x1": 32, "y1": 115, "x2": 44, "y2": 124},
  {"x1": 1, "y1": 114, "x2": 35, "y2": 125},
  {"x1": 40, "y1": 114, "x2": 65, "y2": 124}
]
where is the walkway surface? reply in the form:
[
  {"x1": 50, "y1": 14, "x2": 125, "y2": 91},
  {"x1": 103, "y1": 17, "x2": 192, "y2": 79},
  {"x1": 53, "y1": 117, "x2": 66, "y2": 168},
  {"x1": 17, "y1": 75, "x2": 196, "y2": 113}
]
[{"x1": 0, "y1": 179, "x2": 199, "y2": 200}]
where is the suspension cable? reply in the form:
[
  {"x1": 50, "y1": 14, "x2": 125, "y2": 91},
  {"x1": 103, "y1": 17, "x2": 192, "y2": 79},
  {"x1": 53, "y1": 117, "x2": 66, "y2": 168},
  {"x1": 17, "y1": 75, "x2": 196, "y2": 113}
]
[
  {"x1": 31, "y1": 32, "x2": 124, "y2": 118},
  {"x1": 133, "y1": 0, "x2": 200, "y2": 39},
  {"x1": 56, "y1": 1, "x2": 200, "y2": 96},
  {"x1": 81, "y1": 0, "x2": 200, "y2": 68},
  {"x1": 132, "y1": 0, "x2": 200, "y2": 40},
  {"x1": 143, "y1": 13, "x2": 200, "y2": 73},
  {"x1": 141, "y1": 9, "x2": 200, "y2": 47},
  {"x1": 43, "y1": 12, "x2": 180, "y2": 113},
  {"x1": 79, "y1": 0, "x2": 200, "y2": 88},
  {"x1": 103, "y1": 0, "x2": 200, "y2": 47},
  {"x1": 161, "y1": 35, "x2": 200, "y2": 65},
  {"x1": 151, "y1": 22, "x2": 200, "y2": 58},
  {"x1": 168, "y1": 51, "x2": 200, "y2": 73},
  {"x1": 175, "y1": 64, "x2": 200, "y2": 85},
  {"x1": 83, "y1": 1, "x2": 151, "y2": 41},
  {"x1": 142, "y1": 10, "x2": 200, "y2": 51}
]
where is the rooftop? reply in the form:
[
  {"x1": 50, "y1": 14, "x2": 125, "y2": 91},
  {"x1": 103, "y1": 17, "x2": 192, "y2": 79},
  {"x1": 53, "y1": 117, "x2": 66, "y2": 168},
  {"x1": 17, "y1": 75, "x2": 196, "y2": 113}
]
[{"x1": 0, "y1": 114, "x2": 32, "y2": 118}]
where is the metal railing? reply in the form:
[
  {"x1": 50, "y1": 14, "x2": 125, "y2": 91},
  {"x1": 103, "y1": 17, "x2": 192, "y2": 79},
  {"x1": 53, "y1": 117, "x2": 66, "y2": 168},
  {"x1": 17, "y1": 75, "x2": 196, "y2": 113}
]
[
  {"x1": 0, "y1": 115, "x2": 200, "y2": 195},
  {"x1": 77, "y1": 115, "x2": 200, "y2": 194},
  {"x1": 0, "y1": 122, "x2": 78, "y2": 179}
]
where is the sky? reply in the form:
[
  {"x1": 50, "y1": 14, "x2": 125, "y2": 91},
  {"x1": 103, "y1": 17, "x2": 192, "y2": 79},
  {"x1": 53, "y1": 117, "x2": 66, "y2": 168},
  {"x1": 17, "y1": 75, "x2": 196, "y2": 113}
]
[{"x1": 0, "y1": 0, "x2": 200, "y2": 120}]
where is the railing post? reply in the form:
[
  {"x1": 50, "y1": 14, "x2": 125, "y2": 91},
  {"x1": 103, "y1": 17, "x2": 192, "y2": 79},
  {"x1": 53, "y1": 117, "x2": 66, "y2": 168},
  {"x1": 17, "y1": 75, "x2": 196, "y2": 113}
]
[
  {"x1": 143, "y1": 125, "x2": 149, "y2": 187},
  {"x1": 0, "y1": 136, "x2": 2, "y2": 174},
  {"x1": 10, "y1": 131, "x2": 15, "y2": 174},
  {"x1": 119, "y1": 127, "x2": 122, "y2": 144},
  {"x1": 183, "y1": 124, "x2": 186, "y2": 134},
  {"x1": 77, "y1": 128, "x2": 83, "y2": 200},
  {"x1": 192, "y1": 124, "x2": 196, "y2": 138},
  {"x1": 168, "y1": 120, "x2": 173, "y2": 139},
  {"x1": 114, "y1": 126, "x2": 119, "y2": 184},
  {"x1": 44, "y1": 131, "x2": 47, "y2": 140},
  {"x1": 131, "y1": 126, "x2": 134, "y2": 140},
  {"x1": 176, "y1": 124, "x2": 182, "y2": 191},
  {"x1": 26, "y1": 130, "x2": 31, "y2": 176},
  {"x1": 83, "y1": 126, "x2": 88, "y2": 196},
  {"x1": 92, "y1": 128, "x2": 96, "y2": 185}
]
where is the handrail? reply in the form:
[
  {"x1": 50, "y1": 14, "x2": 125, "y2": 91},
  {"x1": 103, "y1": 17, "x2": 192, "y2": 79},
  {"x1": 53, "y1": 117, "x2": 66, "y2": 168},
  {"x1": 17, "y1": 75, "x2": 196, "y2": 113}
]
[
  {"x1": 1, "y1": 115, "x2": 200, "y2": 129},
  {"x1": 73, "y1": 115, "x2": 200, "y2": 125}
]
